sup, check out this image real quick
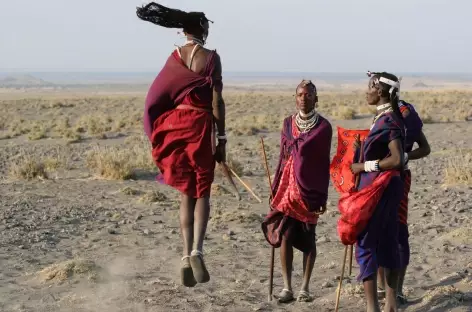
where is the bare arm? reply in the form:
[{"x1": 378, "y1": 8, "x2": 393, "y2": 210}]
[
  {"x1": 351, "y1": 138, "x2": 404, "y2": 173},
  {"x1": 211, "y1": 53, "x2": 225, "y2": 136},
  {"x1": 408, "y1": 130, "x2": 430, "y2": 161}
]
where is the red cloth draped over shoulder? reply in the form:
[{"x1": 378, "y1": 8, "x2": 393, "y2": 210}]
[
  {"x1": 143, "y1": 49, "x2": 222, "y2": 140},
  {"x1": 143, "y1": 49, "x2": 222, "y2": 198}
]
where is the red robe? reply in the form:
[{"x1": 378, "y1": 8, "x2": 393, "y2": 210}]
[{"x1": 143, "y1": 49, "x2": 222, "y2": 198}]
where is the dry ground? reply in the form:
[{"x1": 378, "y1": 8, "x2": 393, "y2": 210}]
[{"x1": 0, "y1": 87, "x2": 471, "y2": 312}]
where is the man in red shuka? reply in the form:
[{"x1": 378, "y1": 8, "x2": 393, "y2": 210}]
[{"x1": 137, "y1": 2, "x2": 226, "y2": 288}]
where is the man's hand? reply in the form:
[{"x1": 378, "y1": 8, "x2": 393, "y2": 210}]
[
  {"x1": 214, "y1": 141, "x2": 226, "y2": 163},
  {"x1": 350, "y1": 163, "x2": 364, "y2": 175},
  {"x1": 314, "y1": 203, "x2": 327, "y2": 215}
]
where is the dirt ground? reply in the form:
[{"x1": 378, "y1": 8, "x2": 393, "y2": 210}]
[{"x1": 0, "y1": 87, "x2": 471, "y2": 312}]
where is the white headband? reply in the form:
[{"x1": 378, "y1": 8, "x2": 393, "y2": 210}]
[{"x1": 371, "y1": 74, "x2": 402, "y2": 99}]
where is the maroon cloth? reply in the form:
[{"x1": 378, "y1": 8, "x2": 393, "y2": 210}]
[
  {"x1": 272, "y1": 115, "x2": 333, "y2": 210},
  {"x1": 143, "y1": 49, "x2": 222, "y2": 140},
  {"x1": 261, "y1": 115, "x2": 332, "y2": 252}
]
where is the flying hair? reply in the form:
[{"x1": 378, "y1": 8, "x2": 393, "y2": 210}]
[{"x1": 136, "y1": 2, "x2": 213, "y2": 34}]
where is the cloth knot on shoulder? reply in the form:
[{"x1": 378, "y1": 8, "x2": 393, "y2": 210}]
[{"x1": 204, "y1": 75, "x2": 214, "y2": 87}]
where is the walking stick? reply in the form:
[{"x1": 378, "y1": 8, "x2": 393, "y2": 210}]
[
  {"x1": 335, "y1": 135, "x2": 363, "y2": 311},
  {"x1": 260, "y1": 137, "x2": 275, "y2": 302},
  {"x1": 349, "y1": 135, "x2": 363, "y2": 276},
  {"x1": 335, "y1": 245, "x2": 349, "y2": 311}
]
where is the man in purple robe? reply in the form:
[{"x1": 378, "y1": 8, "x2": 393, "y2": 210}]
[{"x1": 261, "y1": 80, "x2": 332, "y2": 303}]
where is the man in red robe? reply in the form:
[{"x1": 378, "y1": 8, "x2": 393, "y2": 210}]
[
  {"x1": 137, "y1": 2, "x2": 226, "y2": 287},
  {"x1": 261, "y1": 80, "x2": 333, "y2": 303}
]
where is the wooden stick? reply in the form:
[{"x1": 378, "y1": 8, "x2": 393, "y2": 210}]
[
  {"x1": 228, "y1": 167, "x2": 262, "y2": 203},
  {"x1": 349, "y1": 245, "x2": 353, "y2": 276},
  {"x1": 260, "y1": 137, "x2": 275, "y2": 302},
  {"x1": 335, "y1": 245, "x2": 349, "y2": 311},
  {"x1": 219, "y1": 162, "x2": 241, "y2": 201},
  {"x1": 349, "y1": 135, "x2": 363, "y2": 276}
]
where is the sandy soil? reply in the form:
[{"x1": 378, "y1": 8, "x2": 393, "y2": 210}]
[{"x1": 0, "y1": 88, "x2": 471, "y2": 312}]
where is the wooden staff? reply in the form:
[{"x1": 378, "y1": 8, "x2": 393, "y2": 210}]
[
  {"x1": 228, "y1": 167, "x2": 263, "y2": 203},
  {"x1": 335, "y1": 245, "x2": 349, "y2": 311},
  {"x1": 349, "y1": 135, "x2": 363, "y2": 276},
  {"x1": 260, "y1": 137, "x2": 275, "y2": 302},
  {"x1": 218, "y1": 162, "x2": 241, "y2": 201},
  {"x1": 335, "y1": 135, "x2": 363, "y2": 311}
]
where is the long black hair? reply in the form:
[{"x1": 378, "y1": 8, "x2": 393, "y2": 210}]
[
  {"x1": 136, "y1": 2, "x2": 212, "y2": 36},
  {"x1": 367, "y1": 71, "x2": 403, "y2": 121}
]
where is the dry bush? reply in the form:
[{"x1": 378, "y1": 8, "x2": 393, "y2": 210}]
[
  {"x1": 139, "y1": 190, "x2": 168, "y2": 203},
  {"x1": 9, "y1": 154, "x2": 48, "y2": 180},
  {"x1": 332, "y1": 106, "x2": 356, "y2": 120},
  {"x1": 86, "y1": 139, "x2": 155, "y2": 180},
  {"x1": 444, "y1": 150, "x2": 472, "y2": 185},
  {"x1": 229, "y1": 114, "x2": 282, "y2": 136}
]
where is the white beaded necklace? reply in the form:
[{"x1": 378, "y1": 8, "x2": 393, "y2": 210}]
[
  {"x1": 370, "y1": 107, "x2": 393, "y2": 130},
  {"x1": 295, "y1": 110, "x2": 319, "y2": 133}
]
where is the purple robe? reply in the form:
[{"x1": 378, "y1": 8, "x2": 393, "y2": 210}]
[
  {"x1": 355, "y1": 112, "x2": 405, "y2": 281},
  {"x1": 261, "y1": 114, "x2": 332, "y2": 253}
]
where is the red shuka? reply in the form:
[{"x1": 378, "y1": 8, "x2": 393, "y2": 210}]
[{"x1": 143, "y1": 49, "x2": 222, "y2": 198}]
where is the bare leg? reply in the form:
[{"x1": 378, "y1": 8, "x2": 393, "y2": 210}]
[
  {"x1": 397, "y1": 266, "x2": 407, "y2": 297},
  {"x1": 300, "y1": 247, "x2": 316, "y2": 292},
  {"x1": 377, "y1": 267, "x2": 386, "y2": 298},
  {"x1": 180, "y1": 194, "x2": 197, "y2": 257},
  {"x1": 189, "y1": 196, "x2": 211, "y2": 283},
  {"x1": 179, "y1": 194, "x2": 197, "y2": 287},
  {"x1": 383, "y1": 267, "x2": 400, "y2": 312},
  {"x1": 280, "y1": 236, "x2": 294, "y2": 292},
  {"x1": 193, "y1": 196, "x2": 210, "y2": 252},
  {"x1": 274, "y1": 236, "x2": 295, "y2": 303},
  {"x1": 363, "y1": 275, "x2": 381, "y2": 312}
]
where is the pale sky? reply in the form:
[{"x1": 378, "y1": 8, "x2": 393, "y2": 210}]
[{"x1": 1, "y1": 0, "x2": 471, "y2": 73}]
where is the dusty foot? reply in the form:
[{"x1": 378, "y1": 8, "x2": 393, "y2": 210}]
[
  {"x1": 180, "y1": 256, "x2": 197, "y2": 287},
  {"x1": 189, "y1": 250, "x2": 210, "y2": 283},
  {"x1": 273, "y1": 289, "x2": 294, "y2": 303},
  {"x1": 297, "y1": 290, "x2": 313, "y2": 302}
]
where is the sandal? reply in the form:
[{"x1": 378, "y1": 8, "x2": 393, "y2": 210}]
[
  {"x1": 397, "y1": 293, "x2": 408, "y2": 305},
  {"x1": 273, "y1": 289, "x2": 294, "y2": 303},
  {"x1": 189, "y1": 250, "x2": 210, "y2": 283},
  {"x1": 297, "y1": 290, "x2": 313, "y2": 302},
  {"x1": 377, "y1": 288, "x2": 386, "y2": 299},
  {"x1": 180, "y1": 256, "x2": 197, "y2": 287}
]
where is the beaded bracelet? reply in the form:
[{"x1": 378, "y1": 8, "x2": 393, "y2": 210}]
[{"x1": 364, "y1": 160, "x2": 380, "y2": 172}]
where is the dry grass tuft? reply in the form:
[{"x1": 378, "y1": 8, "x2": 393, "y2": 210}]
[
  {"x1": 438, "y1": 227, "x2": 472, "y2": 245},
  {"x1": 444, "y1": 150, "x2": 472, "y2": 185},
  {"x1": 86, "y1": 139, "x2": 155, "y2": 180},
  {"x1": 120, "y1": 186, "x2": 140, "y2": 196},
  {"x1": 139, "y1": 190, "x2": 168, "y2": 203},
  {"x1": 420, "y1": 285, "x2": 465, "y2": 308},
  {"x1": 37, "y1": 259, "x2": 102, "y2": 284},
  {"x1": 341, "y1": 284, "x2": 364, "y2": 297},
  {"x1": 211, "y1": 183, "x2": 232, "y2": 196},
  {"x1": 332, "y1": 106, "x2": 356, "y2": 120},
  {"x1": 9, "y1": 154, "x2": 48, "y2": 180},
  {"x1": 210, "y1": 210, "x2": 262, "y2": 225}
]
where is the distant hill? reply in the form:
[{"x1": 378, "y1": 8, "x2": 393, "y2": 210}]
[
  {"x1": 0, "y1": 74, "x2": 54, "y2": 87},
  {"x1": 412, "y1": 81, "x2": 429, "y2": 88}
]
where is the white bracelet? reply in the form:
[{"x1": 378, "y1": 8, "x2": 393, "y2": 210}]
[
  {"x1": 364, "y1": 160, "x2": 380, "y2": 172},
  {"x1": 217, "y1": 134, "x2": 227, "y2": 140},
  {"x1": 404, "y1": 152, "x2": 409, "y2": 164}
]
